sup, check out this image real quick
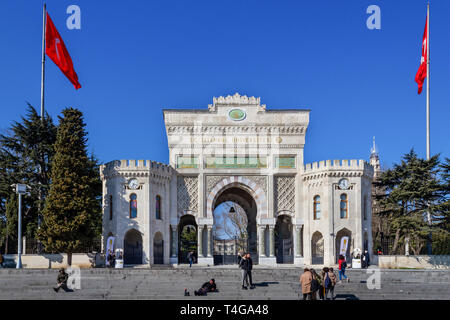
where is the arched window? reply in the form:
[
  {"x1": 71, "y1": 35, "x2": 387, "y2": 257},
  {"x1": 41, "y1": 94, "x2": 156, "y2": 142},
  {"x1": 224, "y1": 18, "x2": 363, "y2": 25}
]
[
  {"x1": 340, "y1": 194, "x2": 348, "y2": 219},
  {"x1": 156, "y1": 195, "x2": 162, "y2": 220},
  {"x1": 130, "y1": 193, "x2": 137, "y2": 218},
  {"x1": 313, "y1": 195, "x2": 321, "y2": 220},
  {"x1": 363, "y1": 196, "x2": 367, "y2": 220},
  {"x1": 109, "y1": 195, "x2": 113, "y2": 220}
]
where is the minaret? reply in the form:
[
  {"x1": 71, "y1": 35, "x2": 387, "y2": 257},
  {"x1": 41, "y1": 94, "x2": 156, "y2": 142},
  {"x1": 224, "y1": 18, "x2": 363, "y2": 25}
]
[{"x1": 369, "y1": 136, "x2": 381, "y2": 178}]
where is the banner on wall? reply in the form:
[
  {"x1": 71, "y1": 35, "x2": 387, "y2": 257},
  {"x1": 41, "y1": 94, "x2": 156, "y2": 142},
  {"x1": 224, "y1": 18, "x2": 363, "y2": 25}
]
[
  {"x1": 106, "y1": 236, "x2": 115, "y2": 266},
  {"x1": 339, "y1": 236, "x2": 349, "y2": 257}
]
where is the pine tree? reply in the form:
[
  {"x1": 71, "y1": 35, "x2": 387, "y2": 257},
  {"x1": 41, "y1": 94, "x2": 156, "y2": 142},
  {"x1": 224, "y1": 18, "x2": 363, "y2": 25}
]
[
  {"x1": 0, "y1": 105, "x2": 56, "y2": 253},
  {"x1": 37, "y1": 108, "x2": 101, "y2": 264},
  {"x1": 375, "y1": 149, "x2": 447, "y2": 254},
  {"x1": 0, "y1": 194, "x2": 19, "y2": 254}
]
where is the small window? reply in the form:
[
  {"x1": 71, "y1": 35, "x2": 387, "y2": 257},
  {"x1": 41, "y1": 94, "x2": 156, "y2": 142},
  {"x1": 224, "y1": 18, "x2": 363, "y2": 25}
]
[
  {"x1": 340, "y1": 194, "x2": 348, "y2": 219},
  {"x1": 156, "y1": 195, "x2": 162, "y2": 220},
  {"x1": 363, "y1": 196, "x2": 367, "y2": 220},
  {"x1": 130, "y1": 193, "x2": 137, "y2": 218},
  {"x1": 313, "y1": 195, "x2": 321, "y2": 220},
  {"x1": 109, "y1": 195, "x2": 113, "y2": 220}
]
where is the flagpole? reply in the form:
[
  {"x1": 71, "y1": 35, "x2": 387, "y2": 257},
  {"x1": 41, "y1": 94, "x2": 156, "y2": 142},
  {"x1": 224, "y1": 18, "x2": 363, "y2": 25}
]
[
  {"x1": 426, "y1": 2, "x2": 430, "y2": 160},
  {"x1": 40, "y1": 3, "x2": 46, "y2": 121},
  {"x1": 426, "y1": 2, "x2": 432, "y2": 255}
]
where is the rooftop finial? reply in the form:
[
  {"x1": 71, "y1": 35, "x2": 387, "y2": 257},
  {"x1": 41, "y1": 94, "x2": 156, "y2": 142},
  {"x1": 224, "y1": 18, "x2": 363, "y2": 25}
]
[{"x1": 370, "y1": 136, "x2": 378, "y2": 156}]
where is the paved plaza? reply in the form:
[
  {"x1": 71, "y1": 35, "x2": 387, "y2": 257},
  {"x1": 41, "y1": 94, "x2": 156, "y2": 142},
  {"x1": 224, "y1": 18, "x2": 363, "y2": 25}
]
[{"x1": 1, "y1": 268, "x2": 449, "y2": 300}]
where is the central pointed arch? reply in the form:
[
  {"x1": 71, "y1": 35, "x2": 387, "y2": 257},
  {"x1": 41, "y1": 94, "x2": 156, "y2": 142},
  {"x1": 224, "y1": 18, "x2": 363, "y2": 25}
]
[{"x1": 206, "y1": 176, "x2": 267, "y2": 220}]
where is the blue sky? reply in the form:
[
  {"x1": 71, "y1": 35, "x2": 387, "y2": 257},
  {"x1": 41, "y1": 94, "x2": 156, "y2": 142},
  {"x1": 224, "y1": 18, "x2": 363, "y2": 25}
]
[{"x1": 0, "y1": 0, "x2": 449, "y2": 168}]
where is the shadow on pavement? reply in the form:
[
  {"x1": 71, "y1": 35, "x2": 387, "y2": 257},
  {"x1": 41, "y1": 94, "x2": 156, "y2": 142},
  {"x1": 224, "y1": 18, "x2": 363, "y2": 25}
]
[
  {"x1": 253, "y1": 281, "x2": 279, "y2": 287},
  {"x1": 335, "y1": 294, "x2": 360, "y2": 300}
]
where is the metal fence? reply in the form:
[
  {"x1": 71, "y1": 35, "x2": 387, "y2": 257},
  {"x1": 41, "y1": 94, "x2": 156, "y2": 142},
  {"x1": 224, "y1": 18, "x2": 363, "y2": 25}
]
[
  {"x1": 373, "y1": 236, "x2": 450, "y2": 255},
  {"x1": 24, "y1": 238, "x2": 101, "y2": 254}
]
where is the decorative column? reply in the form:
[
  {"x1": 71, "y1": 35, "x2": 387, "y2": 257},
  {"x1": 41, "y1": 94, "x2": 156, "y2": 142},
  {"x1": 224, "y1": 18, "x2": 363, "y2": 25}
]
[
  {"x1": 258, "y1": 226, "x2": 265, "y2": 257},
  {"x1": 293, "y1": 225, "x2": 299, "y2": 256},
  {"x1": 300, "y1": 225, "x2": 304, "y2": 256},
  {"x1": 269, "y1": 225, "x2": 275, "y2": 257},
  {"x1": 207, "y1": 225, "x2": 213, "y2": 257},
  {"x1": 197, "y1": 225, "x2": 204, "y2": 257},
  {"x1": 170, "y1": 226, "x2": 177, "y2": 258}
]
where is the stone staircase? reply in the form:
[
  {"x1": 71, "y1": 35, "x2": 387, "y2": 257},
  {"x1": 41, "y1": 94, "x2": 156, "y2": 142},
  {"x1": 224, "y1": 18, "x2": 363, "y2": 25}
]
[{"x1": 1, "y1": 267, "x2": 450, "y2": 300}]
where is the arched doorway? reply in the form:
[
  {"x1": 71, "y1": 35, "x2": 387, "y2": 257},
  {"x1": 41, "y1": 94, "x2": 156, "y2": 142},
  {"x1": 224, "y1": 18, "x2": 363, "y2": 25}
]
[
  {"x1": 153, "y1": 232, "x2": 164, "y2": 264},
  {"x1": 311, "y1": 231, "x2": 324, "y2": 265},
  {"x1": 124, "y1": 229, "x2": 143, "y2": 264},
  {"x1": 275, "y1": 215, "x2": 293, "y2": 264},
  {"x1": 336, "y1": 228, "x2": 352, "y2": 263},
  {"x1": 178, "y1": 215, "x2": 197, "y2": 264},
  {"x1": 212, "y1": 186, "x2": 258, "y2": 265}
]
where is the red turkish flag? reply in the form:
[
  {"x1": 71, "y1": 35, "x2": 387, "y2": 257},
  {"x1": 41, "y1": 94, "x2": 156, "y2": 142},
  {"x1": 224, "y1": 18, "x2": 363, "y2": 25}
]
[
  {"x1": 415, "y1": 17, "x2": 428, "y2": 94},
  {"x1": 45, "y1": 12, "x2": 81, "y2": 89}
]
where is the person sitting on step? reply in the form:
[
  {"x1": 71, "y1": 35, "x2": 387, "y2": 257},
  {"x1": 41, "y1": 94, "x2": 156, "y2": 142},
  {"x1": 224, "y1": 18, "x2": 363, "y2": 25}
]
[
  {"x1": 53, "y1": 268, "x2": 72, "y2": 292},
  {"x1": 194, "y1": 279, "x2": 217, "y2": 296}
]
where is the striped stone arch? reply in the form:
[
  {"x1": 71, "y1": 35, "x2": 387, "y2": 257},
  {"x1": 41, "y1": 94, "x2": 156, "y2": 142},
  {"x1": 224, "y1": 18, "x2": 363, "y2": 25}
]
[{"x1": 206, "y1": 176, "x2": 268, "y2": 219}]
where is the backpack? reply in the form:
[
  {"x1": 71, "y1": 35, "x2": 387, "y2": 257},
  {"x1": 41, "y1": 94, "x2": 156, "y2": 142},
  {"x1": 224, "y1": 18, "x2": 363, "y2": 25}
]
[
  {"x1": 324, "y1": 274, "x2": 331, "y2": 288},
  {"x1": 311, "y1": 278, "x2": 319, "y2": 292},
  {"x1": 342, "y1": 261, "x2": 347, "y2": 269}
]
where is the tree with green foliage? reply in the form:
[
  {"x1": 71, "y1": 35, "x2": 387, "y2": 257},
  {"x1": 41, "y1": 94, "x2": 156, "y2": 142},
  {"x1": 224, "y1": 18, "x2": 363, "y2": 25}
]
[
  {"x1": 374, "y1": 150, "x2": 449, "y2": 255},
  {"x1": 0, "y1": 105, "x2": 57, "y2": 253},
  {"x1": 0, "y1": 194, "x2": 19, "y2": 254},
  {"x1": 37, "y1": 108, "x2": 101, "y2": 264}
]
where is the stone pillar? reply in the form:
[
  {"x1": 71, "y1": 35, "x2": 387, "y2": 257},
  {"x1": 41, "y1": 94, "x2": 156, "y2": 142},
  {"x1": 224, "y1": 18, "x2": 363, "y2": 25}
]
[
  {"x1": 405, "y1": 235, "x2": 410, "y2": 256},
  {"x1": 300, "y1": 225, "x2": 304, "y2": 256},
  {"x1": 269, "y1": 225, "x2": 275, "y2": 257},
  {"x1": 258, "y1": 225, "x2": 265, "y2": 257},
  {"x1": 207, "y1": 226, "x2": 213, "y2": 257},
  {"x1": 293, "y1": 225, "x2": 304, "y2": 265},
  {"x1": 171, "y1": 226, "x2": 177, "y2": 258},
  {"x1": 198, "y1": 225, "x2": 204, "y2": 257},
  {"x1": 293, "y1": 226, "x2": 299, "y2": 256}
]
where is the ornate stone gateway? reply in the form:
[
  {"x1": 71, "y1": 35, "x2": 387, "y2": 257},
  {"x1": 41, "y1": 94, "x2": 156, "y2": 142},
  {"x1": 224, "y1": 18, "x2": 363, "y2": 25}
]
[
  {"x1": 101, "y1": 93, "x2": 374, "y2": 267},
  {"x1": 164, "y1": 93, "x2": 308, "y2": 266}
]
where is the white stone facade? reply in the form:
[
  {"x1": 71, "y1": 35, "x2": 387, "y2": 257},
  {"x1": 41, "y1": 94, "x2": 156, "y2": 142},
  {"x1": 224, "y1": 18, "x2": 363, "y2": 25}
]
[{"x1": 100, "y1": 93, "x2": 373, "y2": 266}]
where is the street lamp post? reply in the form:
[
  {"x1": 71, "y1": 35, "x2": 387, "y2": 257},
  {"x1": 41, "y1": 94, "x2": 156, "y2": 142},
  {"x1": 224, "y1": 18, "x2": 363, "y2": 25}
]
[{"x1": 12, "y1": 184, "x2": 30, "y2": 269}]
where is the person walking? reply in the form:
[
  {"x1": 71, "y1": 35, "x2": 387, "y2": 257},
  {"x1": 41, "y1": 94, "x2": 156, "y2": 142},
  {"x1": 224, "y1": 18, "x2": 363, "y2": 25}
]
[
  {"x1": 326, "y1": 267, "x2": 337, "y2": 300},
  {"x1": 187, "y1": 251, "x2": 195, "y2": 267},
  {"x1": 299, "y1": 268, "x2": 312, "y2": 300},
  {"x1": 239, "y1": 253, "x2": 249, "y2": 289},
  {"x1": 338, "y1": 255, "x2": 349, "y2": 282},
  {"x1": 0, "y1": 253, "x2": 4, "y2": 268}
]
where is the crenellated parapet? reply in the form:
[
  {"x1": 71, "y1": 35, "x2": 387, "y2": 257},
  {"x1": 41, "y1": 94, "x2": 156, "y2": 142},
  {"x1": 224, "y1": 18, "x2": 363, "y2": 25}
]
[
  {"x1": 301, "y1": 159, "x2": 374, "y2": 181},
  {"x1": 100, "y1": 159, "x2": 174, "y2": 181}
]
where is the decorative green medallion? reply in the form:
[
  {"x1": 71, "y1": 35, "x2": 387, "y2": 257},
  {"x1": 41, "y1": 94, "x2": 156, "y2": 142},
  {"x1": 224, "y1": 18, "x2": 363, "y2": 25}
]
[{"x1": 228, "y1": 108, "x2": 246, "y2": 121}]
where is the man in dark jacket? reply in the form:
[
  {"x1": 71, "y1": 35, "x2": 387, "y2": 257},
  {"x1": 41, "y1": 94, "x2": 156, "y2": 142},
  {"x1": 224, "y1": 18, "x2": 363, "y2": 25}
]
[
  {"x1": 239, "y1": 253, "x2": 254, "y2": 289},
  {"x1": 363, "y1": 250, "x2": 370, "y2": 268},
  {"x1": 53, "y1": 268, "x2": 70, "y2": 292},
  {"x1": 194, "y1": 279, "x2": 217, "y2": 296},
  {"x1": 239, "y1": 254, "x2": 248, "y2": 289},
  {"x1": 245, "y1": 253, "x2": 254, "y2": 289}
]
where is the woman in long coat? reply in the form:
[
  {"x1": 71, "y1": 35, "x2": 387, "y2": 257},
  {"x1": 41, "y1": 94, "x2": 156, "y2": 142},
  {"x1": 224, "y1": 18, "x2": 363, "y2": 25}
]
[{"x1": 299, "y1": 268, "x2": 312, "y2": 300}]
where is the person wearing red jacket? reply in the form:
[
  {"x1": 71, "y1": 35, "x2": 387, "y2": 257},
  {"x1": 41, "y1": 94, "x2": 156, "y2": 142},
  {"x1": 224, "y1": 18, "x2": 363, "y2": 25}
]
[{"x1": 338, "y1": 255, "x2": 349, "y2": 282}]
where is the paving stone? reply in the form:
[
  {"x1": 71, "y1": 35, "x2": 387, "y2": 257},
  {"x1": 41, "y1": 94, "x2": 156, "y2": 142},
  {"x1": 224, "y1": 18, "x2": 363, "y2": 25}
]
[{"x1": 1, "y1": 268, "x2": 449, "y2": 300}]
